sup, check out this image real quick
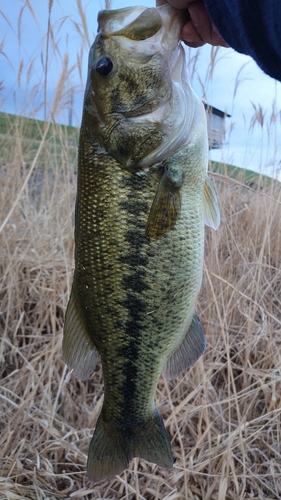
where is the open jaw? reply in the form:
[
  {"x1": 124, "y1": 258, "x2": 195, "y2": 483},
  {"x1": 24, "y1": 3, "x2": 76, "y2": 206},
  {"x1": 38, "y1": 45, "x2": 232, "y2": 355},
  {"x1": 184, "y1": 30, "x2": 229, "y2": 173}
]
[{"x1": 97, "y1": 4, "x2": 183, "y2": 58}]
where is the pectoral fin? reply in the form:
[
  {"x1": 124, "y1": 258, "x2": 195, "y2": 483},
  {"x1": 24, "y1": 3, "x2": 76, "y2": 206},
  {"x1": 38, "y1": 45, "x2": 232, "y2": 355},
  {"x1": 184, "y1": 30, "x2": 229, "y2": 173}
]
[
  {"x1": 203, "y1": 175, "x2": 220, "y2": 229},
  {"x1": 146, "y1": 168, "x2": 182, "y2": 239},
  {"x1": 162, "y1": 311, "x2": 206, "y2": 380},
  {"x1": 63, "y1": 284, "x2": 98, "y2": 381}
]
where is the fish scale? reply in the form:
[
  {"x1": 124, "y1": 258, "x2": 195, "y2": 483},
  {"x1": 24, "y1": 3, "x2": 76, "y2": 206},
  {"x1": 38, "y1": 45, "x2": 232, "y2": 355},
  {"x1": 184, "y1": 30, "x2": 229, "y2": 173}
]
[{"x1": 63, "y1": 4, "x2": 220, "y2": 482}]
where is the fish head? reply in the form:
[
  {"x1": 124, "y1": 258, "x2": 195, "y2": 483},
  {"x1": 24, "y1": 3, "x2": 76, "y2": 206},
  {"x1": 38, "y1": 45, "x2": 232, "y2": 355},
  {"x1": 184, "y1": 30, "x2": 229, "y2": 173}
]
[{"x1": 83, "y1": 5, "x2": 196, "y2": 172}]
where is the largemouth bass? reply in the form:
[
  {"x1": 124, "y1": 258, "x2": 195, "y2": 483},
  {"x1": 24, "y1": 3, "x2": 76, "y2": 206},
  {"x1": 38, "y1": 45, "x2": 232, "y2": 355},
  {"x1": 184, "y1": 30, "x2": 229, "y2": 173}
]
[{"x1": 63, "y1": 3, "x2": 220, "y2": 482}]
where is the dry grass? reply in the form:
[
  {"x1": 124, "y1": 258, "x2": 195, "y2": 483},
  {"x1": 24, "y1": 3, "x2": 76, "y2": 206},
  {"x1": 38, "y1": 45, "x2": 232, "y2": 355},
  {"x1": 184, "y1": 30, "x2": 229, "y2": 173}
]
[
  {"x1": 1, "y1": 1, "x2": 281, "y2": 499},
  {"x1": 1, "y1": 126, "x2": 281, "y2": 500}
]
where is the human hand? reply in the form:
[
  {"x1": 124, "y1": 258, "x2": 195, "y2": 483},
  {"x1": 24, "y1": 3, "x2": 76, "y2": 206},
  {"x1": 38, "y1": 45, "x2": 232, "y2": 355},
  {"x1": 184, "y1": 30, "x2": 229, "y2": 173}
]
[{"x1": 156, "y1": 0, "x2": 228, "y2": 48}]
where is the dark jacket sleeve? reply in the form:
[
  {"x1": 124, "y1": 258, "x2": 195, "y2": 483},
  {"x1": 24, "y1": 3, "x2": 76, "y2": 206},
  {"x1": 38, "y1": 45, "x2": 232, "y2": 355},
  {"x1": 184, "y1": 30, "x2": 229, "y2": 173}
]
[{"x1": 203, "y1": 0, "x2": 281, "y2": 81}]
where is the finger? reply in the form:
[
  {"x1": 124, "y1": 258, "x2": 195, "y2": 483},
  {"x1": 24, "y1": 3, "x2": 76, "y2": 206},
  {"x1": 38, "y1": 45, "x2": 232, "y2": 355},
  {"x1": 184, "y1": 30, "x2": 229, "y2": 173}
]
[
  {"x1": 187, "y1": 2, "x2": 213, "y2": 43},
  {"x1": 156, "y1": 0, "x2": 191, "y2": 8},
  {"x1": 187, "y1": 2, "x2": 228, "y2": 46},
  {"x1": 181, "y1": 20, "x2": 206, "y2": 47}
]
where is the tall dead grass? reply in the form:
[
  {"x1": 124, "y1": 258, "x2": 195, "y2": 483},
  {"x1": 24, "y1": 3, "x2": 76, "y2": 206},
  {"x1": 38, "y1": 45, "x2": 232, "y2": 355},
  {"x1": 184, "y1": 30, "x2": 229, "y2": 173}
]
[{"x1": 1, "y1": 1, "x2": 281, "y2": 499}]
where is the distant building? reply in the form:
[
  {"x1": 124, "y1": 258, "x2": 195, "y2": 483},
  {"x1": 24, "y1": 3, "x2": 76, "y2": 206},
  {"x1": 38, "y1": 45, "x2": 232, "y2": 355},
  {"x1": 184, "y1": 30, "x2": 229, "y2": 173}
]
[{"x1": 203, "y1": 103, "x2": 231, "y2": 150}]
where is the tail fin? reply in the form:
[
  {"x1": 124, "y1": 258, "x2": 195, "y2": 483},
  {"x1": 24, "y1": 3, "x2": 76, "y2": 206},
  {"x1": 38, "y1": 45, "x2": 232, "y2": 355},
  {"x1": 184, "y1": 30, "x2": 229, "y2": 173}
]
[{"x1": 87, "y1": 410, "x2": 173, "y2": 482}]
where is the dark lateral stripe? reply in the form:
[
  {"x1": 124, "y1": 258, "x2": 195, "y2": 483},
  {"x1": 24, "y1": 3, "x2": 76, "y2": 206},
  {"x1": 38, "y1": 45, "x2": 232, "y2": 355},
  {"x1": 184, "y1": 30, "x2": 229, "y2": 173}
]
[
  {"x1": 118, "y1": 354, "x2": 138, "y2": 432},
  {"x1": 119, "y1": 253, "x2": 149, "y2": 267},
  {"x1": 119, "y1": 173, "x2": 147, "y2": 190},
  {"x1": 123, "y1": 270, "x2": 150, "y2": 293},
  {"x1": 120, "y1": 199, "x2": 149, "y2": 215},
  {"x1": 117, "y1": 173, "x2": 151, "y2": 425},
  {"x1": 118, "y1": 293, "x2": 144, "y2": 425},
  {"x1": 124, "y1": 228, "x2": 150, "y2": 248},
  {"x1": 123, "y1": 292, "x2": 146, "y2": 321}
]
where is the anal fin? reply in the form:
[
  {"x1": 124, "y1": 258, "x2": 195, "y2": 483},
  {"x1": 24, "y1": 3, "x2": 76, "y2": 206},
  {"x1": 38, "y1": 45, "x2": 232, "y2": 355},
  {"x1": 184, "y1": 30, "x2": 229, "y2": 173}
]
[
  {"x1": 146, "y1": 168, "x2": 182, "y2": 239},
  {"x1": 162, "y1": 311, "x2": 206, "y2": 380},
  {"x1": 63, "y1": 284, "x2": 98, "y2": 381}
]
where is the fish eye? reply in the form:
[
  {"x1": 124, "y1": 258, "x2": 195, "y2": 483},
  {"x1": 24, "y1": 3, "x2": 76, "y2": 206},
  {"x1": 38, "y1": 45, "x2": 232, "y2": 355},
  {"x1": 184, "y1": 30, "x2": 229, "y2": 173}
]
[{"x1": 95, "y1": 56, "x2": 114, "y2": 77}]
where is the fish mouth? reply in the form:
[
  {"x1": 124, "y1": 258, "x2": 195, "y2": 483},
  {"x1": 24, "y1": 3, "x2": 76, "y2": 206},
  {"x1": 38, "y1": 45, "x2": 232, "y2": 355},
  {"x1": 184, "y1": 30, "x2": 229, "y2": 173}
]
[
  {"x1": 98, "y1": 7, "x2": 163, "y2": 41},
  {"x1": 97, "y1": 4, "x2": 184, "y2": 56}
]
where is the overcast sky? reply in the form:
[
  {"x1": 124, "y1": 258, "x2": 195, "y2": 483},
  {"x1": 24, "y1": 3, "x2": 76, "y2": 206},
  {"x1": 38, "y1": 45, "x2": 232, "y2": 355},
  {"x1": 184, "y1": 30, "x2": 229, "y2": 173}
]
[{"x1": 1, "y1": 0, "x2": 281, "y2": 178}]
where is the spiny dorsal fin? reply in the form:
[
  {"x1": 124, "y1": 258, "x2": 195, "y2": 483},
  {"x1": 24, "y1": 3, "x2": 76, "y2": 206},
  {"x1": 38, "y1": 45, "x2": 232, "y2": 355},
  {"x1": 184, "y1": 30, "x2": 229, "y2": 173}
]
[
  {"x1": 162, "y1": 311, "x2": 206, "y2": 380},
  {"x1": 146, "y1": 168, "x2": 182, "y2": 239},
  {"x1": 63, "y1": 285, "x2": 98, "y2": 381},
  {"x1": 203, "y1": 175, "x2": 220, "y2": 229}
]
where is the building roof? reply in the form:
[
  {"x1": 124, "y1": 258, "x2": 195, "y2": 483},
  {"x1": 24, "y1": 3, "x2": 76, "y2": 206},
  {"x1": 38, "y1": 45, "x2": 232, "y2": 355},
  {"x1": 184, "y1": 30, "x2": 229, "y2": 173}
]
[{"x1": 203, "y1": 102, "x2": 231, "y2": 118}]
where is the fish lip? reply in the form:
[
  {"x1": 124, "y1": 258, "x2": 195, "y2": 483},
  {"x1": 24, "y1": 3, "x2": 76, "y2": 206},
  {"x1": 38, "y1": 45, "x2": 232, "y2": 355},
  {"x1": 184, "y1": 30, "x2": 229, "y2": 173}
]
[
  {"x1": 121, "y1": 100, "x2": 170, "y2": 120},
  {"x1": 97, "y1": 6, "x2": 148, "y2": 35}
]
